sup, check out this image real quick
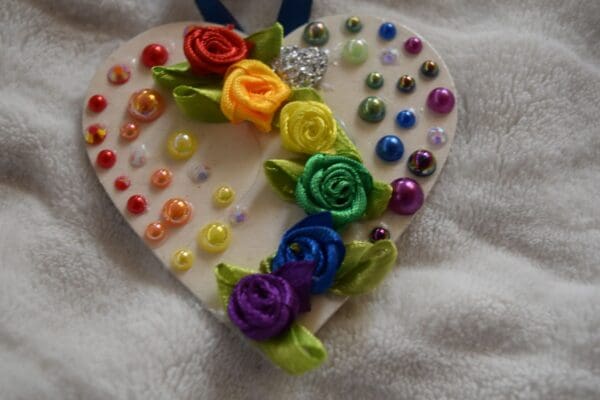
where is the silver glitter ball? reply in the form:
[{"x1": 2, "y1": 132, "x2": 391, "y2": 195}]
[{"x1": 272, "y1": 46, "x2": 328, "y2": 88}]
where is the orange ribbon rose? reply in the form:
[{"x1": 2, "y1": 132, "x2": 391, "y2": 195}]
[{"x1": 221, "y1": 60, "x2": 291, "y2": 133}]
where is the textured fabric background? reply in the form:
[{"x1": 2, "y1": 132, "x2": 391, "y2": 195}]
[{"x1": 1, "y1": 0, "x2": 599, "y2": 399}]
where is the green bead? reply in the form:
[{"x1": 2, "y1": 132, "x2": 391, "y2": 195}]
[
  {"x1": 342, "y1": 39, "x2": 369, "y2": 65},
  {"x1": 396, "y1": 75, "x2": 416, "y2": 93},
  {"x1": 366, "y1": 72, "x2": 384, "y2": 89},
  {"x1": 358, "y1": 96, "x2": 386, "y2": 122},
  {"x1": 303, "y1": 21, "x2": 329, "y2": 46},
  {"x1": 420, "y1": 60, "x2": 439, "y2": 78},
  {"x1": 345, "y1": 16, "x2": 362, "y2": 33}
]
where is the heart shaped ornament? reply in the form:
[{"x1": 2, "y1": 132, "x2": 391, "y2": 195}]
[{"x1": 83, "y1": 15, "x2": 456, "y2": 374}]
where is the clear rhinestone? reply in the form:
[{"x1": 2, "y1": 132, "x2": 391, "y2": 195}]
[{"x1": 272, "y1": 46, "x2": 328, "y2": 88}]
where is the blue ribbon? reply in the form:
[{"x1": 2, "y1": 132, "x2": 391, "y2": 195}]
[{"x1": 194, "y1": 0, "x2": 312, "y2": 33}]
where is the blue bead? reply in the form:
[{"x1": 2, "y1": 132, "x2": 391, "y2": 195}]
[
  {"x1": 396, "y1": 109, "x2": 416, "y2": 129},
  {"x1": 376, "y1": 135, "x2": 404, "y2": 162},
  {"x1": 378, "y1": 22, "x2": 397, "y2": 41}
]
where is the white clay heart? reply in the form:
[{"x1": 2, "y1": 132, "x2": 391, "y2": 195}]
[{"x1": 82, "y1": 15, "x2": 457, "y2": 334}]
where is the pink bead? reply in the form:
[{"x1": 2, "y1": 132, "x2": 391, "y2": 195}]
[
  {"x1": 404, "y1": 36, "x2": 422, "y2": 54},
  {"x1": 388, "y1": 178, "x2": 424, "y2": 215},
  {"x1": 427, "y1": 87, "x2": 455, "y2": 114}
]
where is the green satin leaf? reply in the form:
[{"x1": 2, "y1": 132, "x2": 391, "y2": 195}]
[
  {"x1": 331, "y1": 240, "x2": 398, "y2": 295},
  {"x1": 214, "y1": 263, "x2": 255, "y2": 308},
  {"x1": 259, "y1": 254, "x2": 274, "y2": 274},
  {"x1": 264, "y1": 159, "x2": 305, "y2": 202},
  {"x1": 332, "y1": 124, "x2": 362, "y2": 162},
  {"x1": 246, "y1": 22, "x2": 284, "y2": 64},
  {"x1": 152, "y1": 62, "x2": 221, "y2": 90},
  {"x1": 364, "y1": 181, "x2": 393, "y2": 219},
  {"x1": 172, "y1": 85, "x2": 229, "y2": 123},
  {"x1": 288, "y1": 87, "x2": 324, "y2": 103},
  {"x1": 255, "y1": 322, "x2": 327, "y2": 375}
]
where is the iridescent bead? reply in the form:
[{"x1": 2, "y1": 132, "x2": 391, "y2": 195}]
[
  {"x1": 378, "y1": 22, "x2": 396, "y2": 41},
  {"x1": 370, "y1": 226, "x2": 390, "y2": 242},
  {"x1": 397, "y1": 75, "x2": 416, "y2": 93},
  {"x1": 395, "y1": 109, "x2": 416, "y2": 129},
  {"x1": 228, "y1": 205, "x2": 248, "y2": 225},
  {"x1": 96, "y1": 149, "x2": 116, "y2": 169},
  {"x1": 87, "y1": 94, "x2": 107, "y2": 113},
  {"x1": 84, "y1": 123, "x2": 107, "y2": 145},
  {"x1": 427, "y1": 87, "x2": 455, "y2": 114},
  {"x1": 407, "y1": 149, "x2": 437, "y2": 177},
  {"x1": 119, "y1": 121, "x2": 140, "y2": 141},
  {"x1": 129, "y1": 144, "x2": 148, "y2": 168},
  {"x1": 380, "y1": 48, "x2": 399, "y2": 65},
  {"x1": 388, "y1": 178, "x2": 424, "y2": 215},
  {"x1": 107, "y1": 64, "x2": 131, "y2": 85},
  {"x1": 167, "y1": 130, "x2": 197, "y2": 160},
  {"x1": 145, "y1": 221, "x2": 166, "y2": 242},
  {"x1": 187, "y1": 163, "x2": 210, "y2": 183},
  {"x1": 151, "y1": 168, "x2": 172, "y2": 188},
  {"x1": 197, "y1": 222, "x2": 231, "y2": 253},
  {"x1": 126, "y1": 194, "x2": 147, "y2": 215},
  {"x1": 404, "y1": 36, "x2": 422, "y2": 54},
  {"x1": 141, "y1": 43, "x2": 169, "y2": 68},
  {"x1": 345, "y1": 16, "x2": 362, "y2": 33},
  {"x1": 342, "y1": 39, "x2": 368, "y2": 64},
  {"x1": 161, "y1": 198, "x2": 192, "y2": 226},
  {"x1": 114, "y1": 176, "x2": 130, "y2": 191},
  {"x1": 127, "y1": 89, "x2": 165, "y2": 122},
  {"x1": 171, "y1": 249, "x2": 194, "y2": 271},
  {"x1": 427, "y1": 127, "x2": 448, "y2": 147},
  {"x1": 358, "y1": 96, "x2": 386, "y2": 122},
  {"x1": 366, "y1": 72, "x2": 384, "y2": 89},
  {"x1": 375, "y1": 135, "x2": 404, "y2": 162},
  {"x1": 420, "y1": 60, "x2": 439, "y2": 78},
  {"x1": 213, "y1": 185, "x2": 235, "y2": 207},
  {"x1": 303, "y1": 21, "x2": 329, "y2": 46}
]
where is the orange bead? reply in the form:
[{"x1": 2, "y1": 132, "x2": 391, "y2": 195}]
[
  {"x1": 127, "y1": 89, "x2": 165, "y2": 122},
  {"x1": 161, "y1": 198, "x2": 192, "y2": 225},
  {"x1": 120, "y1": 121, "x2": 140, "y2": 141},
  {"x1": 145, "y1": 221, "x2": 166, "y2": 242},
  {"x1": 151, "y1": 168, "x2": 172, "y2": 189}
]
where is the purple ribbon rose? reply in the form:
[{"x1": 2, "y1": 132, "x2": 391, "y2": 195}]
[{"x1": 228, "y1": 261, "x2": 314, "y2": 341}]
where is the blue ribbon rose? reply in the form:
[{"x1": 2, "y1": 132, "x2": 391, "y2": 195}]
[{"x1": 271, "y1": 212, "x2": 345, "y2": 294}]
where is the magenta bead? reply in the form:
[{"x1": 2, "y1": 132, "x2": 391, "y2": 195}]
[
  {"x1": 427, "y1": 87, "x2": 455, "y2": 114},
  {"x1": 404, "y1": 37, "x2": 422, "y2": 54},
  {"x1": 388, "y1": 178, "x2": 424, "y2": 215}
]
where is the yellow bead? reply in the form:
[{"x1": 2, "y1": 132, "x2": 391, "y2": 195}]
[
  {"x1": 213, "y1": 185, "x2": 235, "y2": 207},
  {"x1": 197, "y1": 222, "x2": 231, "y2": 253},
  {"x1": 171, "y1": 248, "x2": 194, "y2": 271},
  {"x1": 166, "y1": 130, "x2": 197, "y2": 160}
]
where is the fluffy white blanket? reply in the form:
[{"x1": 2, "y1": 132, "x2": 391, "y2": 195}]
[{"x1": 1, "y1": 0, "x2": 599, "y2": 398}]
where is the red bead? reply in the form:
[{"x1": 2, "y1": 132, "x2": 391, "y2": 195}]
[
  {"x1": 114, "y1": 176, "x2": 131, "y2": 191},
  {"x1": 87, "y1": 94, "x2": 107, "y2": 113},
  {"x1": 96, "y1": 149, "x2": 116, "y2": 169},
  {"x1": 127, "y1": 195, "x2": 147, "y2": 214},
  {"x1": 141, "y1": 43, "x2": 169, "y2": 68}
]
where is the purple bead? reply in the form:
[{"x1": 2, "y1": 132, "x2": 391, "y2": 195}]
[
  {"x1": 427, "y1": 87, "x2": 455, "y2": 114},
  {"x1": 370, "y1": 226, "x2": 390, "y2": 242},
  {"x1": 404, "y1": 36, "x2": 422, "y2": 54},
  {"x1": 388, "y1": 178, "x2": 424, "y2": 215}
]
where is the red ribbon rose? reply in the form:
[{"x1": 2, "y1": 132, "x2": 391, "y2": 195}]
[{"x1": 183, "y1": 25, "x2": 249, "y2": 75}]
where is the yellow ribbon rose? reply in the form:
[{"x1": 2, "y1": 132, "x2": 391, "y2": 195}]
[
  {"x1": 221, "y1": 60, "x2": 291, "y2": 133},
  {"x1": 279, "y1": 101, "x2": 337, "y2": 155}
]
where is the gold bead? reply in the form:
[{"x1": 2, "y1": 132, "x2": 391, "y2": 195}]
[
  {"x1": 166, "y1": 130, "x2": 197, "y2": 160},
  {"x1": 197, "y1": 222, "x2": 231, "y2": 253},
  {"x1": 171, "y1": 249, "x2": 194, "y2": 271},
  {"x1": 213, "y1": 185, "x2": 235, "y2": 207}
]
